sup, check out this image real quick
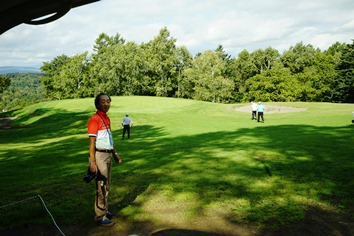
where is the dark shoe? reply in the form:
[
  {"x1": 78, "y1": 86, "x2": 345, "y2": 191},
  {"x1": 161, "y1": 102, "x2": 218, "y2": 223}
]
[
  {"x1": 96, "y1": 216, "x2": 115, "y2": 227},
  {"x1": 106, "y1": 211, "x2": 116, "y2": 219}
]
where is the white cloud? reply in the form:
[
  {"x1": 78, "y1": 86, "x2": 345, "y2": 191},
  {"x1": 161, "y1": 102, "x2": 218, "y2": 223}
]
[{"x1": 0, "y1": 0, "x2": 354, "y2": 67}]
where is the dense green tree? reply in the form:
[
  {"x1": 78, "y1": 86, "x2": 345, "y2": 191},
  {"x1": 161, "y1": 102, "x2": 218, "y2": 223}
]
[
  {"x1": 184, "y1": 50, "x2": 234, "y2": 103},
  {"x1": 215, "y1": 45, "x2": 232, "y2": 62},
  {"x1": 230, "y1": 48, "x2": 280, "y2": 102},
  {"x1": 281, "y1": 42, "x2": 318, "y2": 74},
  {"x1": 175, "y1": 46, "x2": 193, "y2": 98},
  {"x1": 141, "y1": 27, "x2": 179, "y2": 97},
  {"x1": 215, "y1": 45, "x2": 236, "y2": 100},
  {"x1": 40, "y1": 53, "x2": 90, "y2": 99},
  {"x1": 244, "y1": 63, "x2": 301, "y2": 102},
  {"x1": 333, "y1": 40, "x2": 354, "y2": 102},
  {"x1": 58, "y1": 52, "x2": 89, "y2": 98},
  {"x1": 251, "y1": 47, "x2": 280, "y2": 73},
  {"x1": 242, "y1": 47, "x2": 282, "y2": 102},
  {"x1": 296, "y1": 51, "x2": 337, "y2": 102},
  {"x1": 89, "y1": 33, "x2": 127, "y2": 95},
  {"x1": 215, "y1": 45, "x2": 233, "y2": 77},
  {"x1": 91, "y1": 41, "x2": 145, "y2": 96},
  {"x1": 40, "y1": 54, "x2": 70, "y2": 99},
  {"x1": 92, "y1": 33, "x2": 125, "y2": 60},
  {"x1": 230, "y1": 50, "x2": 257, "y2": 102},
  {"x1": 0, "y1": 75, "x2": 11, "y2": 93},
  {"x1": 90, "y1": 45, "x2": 121, "y2": 95},
  {"x1": 41, "y1": 54, "x2": 70, "y2": 77}
]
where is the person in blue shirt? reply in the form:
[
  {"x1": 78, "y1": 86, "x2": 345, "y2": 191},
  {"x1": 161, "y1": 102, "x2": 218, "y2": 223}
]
[{"x1": 257, "y1": 102, "x2": 265, "y2": 123}]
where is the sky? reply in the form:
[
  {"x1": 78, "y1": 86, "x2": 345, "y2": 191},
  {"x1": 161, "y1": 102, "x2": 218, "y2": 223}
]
[{"x1": 0, "y1": 0, "x2": 354, "y2": 68}]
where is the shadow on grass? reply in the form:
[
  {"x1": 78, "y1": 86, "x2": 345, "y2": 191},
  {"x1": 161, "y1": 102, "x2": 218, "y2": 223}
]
[
  {"x1": 0, "y1": 108, "x2": 353, "y2": 235},
  {"x1": 152, "y1": 228, "x2": 223, "y2": 236}
]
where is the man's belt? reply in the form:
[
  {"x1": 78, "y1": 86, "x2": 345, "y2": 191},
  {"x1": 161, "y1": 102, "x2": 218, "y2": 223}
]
[{"x1": 96, "y1": 149, "x2": 113, "y2": 153}]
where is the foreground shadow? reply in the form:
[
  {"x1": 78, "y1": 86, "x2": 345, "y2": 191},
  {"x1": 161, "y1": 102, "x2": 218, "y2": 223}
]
[{"x1": 152, "y1": 228, "x2": 223, "y2": 236}]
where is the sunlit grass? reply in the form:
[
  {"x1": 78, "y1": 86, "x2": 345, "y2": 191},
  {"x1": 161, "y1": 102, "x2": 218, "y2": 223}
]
[{"x1": 0, "y1": 96, "x2": 353, "y2": 232}]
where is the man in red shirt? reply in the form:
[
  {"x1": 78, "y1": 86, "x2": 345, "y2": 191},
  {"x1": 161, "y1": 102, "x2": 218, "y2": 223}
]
[{"x1": 87, "y1": 93, "x2": 122, "y2": 226}]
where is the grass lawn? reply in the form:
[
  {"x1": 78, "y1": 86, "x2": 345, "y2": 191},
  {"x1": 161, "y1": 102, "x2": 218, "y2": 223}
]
[{"x1": 0, "y1": 96, "x2": 353, "y2": 235}]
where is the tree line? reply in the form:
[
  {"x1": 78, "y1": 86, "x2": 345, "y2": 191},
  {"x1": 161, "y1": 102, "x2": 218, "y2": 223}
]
[
  {"x1": 1, "y1": 26, "x2": 354, "y2": 110},
  {"x1": 0, "y1": 73, "x2": 45, "y2": 110}
]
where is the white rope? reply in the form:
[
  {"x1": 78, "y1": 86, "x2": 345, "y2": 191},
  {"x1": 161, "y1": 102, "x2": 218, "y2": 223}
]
[
  {"x1": 0, "y1": 196, "x2": 38, "y2": 209},
  {"x1": 0, "y1": 195, "x2": 65, "y2": 236}
]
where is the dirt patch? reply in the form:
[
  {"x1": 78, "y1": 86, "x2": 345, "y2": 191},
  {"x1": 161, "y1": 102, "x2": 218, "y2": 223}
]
[{"x1": 236, "y1": 105, "x2": 307, "y2": 113}]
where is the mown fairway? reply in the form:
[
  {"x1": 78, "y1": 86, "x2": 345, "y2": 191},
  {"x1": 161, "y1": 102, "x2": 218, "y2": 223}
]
[{"x1": 0, "y1": 96, "x2": 353, "y2": 235}]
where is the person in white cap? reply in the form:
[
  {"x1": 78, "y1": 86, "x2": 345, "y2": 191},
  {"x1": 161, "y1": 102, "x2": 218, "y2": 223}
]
[
  {"x1": 251, "y1": 101, "x2": 257, "y2": 120},
  {"x1": 122, "y1": 114, "x2": 133, "y2": 139}
]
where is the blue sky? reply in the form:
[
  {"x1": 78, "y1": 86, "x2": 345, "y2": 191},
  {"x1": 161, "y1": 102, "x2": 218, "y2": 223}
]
[{"x1": 0, "y1": 0, "x2": 353, "y2": 68}]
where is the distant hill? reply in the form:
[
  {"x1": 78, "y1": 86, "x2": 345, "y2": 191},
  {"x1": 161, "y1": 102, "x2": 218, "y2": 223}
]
[{"x1": 0, "y1": 66, "x2": 41, "y2": 74}]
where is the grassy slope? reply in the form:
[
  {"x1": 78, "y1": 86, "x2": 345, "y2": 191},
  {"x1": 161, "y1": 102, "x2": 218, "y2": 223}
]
[{"x1": 0, "y1": 96, "x2": 353, "y2": 233}]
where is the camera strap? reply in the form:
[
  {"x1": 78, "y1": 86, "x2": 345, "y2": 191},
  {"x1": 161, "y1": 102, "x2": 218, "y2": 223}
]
[{"x1": 95, "y1": 178, "x2": 107, "y2": 211}]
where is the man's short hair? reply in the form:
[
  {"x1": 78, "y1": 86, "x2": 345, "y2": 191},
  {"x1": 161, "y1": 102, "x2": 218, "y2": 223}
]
[{"x1": 94, "y1": 92, "x2": 111, "y2": 109}]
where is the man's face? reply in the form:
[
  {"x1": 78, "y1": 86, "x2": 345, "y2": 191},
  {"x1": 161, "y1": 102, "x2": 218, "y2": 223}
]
[{"x1": 98, "y1": 95, "x2": 111, "y2": 113}]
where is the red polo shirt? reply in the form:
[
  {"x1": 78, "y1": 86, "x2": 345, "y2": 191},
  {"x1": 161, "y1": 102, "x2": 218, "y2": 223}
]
[{"x1": 87, "y1": 110, "x2": 113, "y2": 150}]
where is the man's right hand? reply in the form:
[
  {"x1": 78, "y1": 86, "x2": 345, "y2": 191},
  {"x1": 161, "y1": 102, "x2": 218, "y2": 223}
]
[{"x1": 89, "y1": 162, "x2": 98, "y2": 173}]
